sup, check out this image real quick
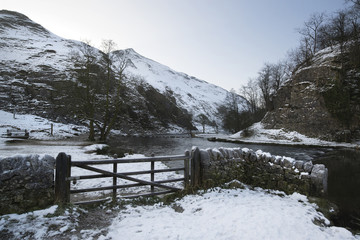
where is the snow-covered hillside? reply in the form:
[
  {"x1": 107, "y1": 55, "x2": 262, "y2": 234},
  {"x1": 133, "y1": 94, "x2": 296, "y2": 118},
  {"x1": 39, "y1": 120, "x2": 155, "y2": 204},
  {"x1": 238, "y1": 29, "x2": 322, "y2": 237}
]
[
  {"x1": 0, "y1": 10, "x2": 248, "y2": 132},
  {"x1": 0, "y1": 10, "x2": 81, "y2": 76},
  {"x1": 115, "y1": 48, "x2": 248, "y2": 122}
]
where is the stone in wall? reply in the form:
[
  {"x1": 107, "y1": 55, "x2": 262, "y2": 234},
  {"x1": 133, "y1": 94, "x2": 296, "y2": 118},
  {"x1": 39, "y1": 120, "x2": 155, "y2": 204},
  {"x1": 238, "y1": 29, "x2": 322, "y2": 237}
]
[
  {"x1": 310, "y1": 164, "x2": 328, "y2": 194},
  {"x1": 194, "y1": 147, "x2": 327, "y2": 197},
  {"x1": 0, "y1": 154, "x2": 55, "y2": 214}
]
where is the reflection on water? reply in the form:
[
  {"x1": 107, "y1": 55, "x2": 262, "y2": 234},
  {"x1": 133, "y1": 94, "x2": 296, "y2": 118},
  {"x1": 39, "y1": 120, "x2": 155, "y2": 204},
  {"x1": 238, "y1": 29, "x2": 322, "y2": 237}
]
[{"x1": 314, "y1": 149, "x2": 360, "y2": 231}]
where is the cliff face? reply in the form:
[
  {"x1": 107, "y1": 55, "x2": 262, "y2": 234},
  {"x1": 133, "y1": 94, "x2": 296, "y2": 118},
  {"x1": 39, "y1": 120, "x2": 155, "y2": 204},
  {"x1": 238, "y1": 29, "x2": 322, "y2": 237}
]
[{"x1": 262, "y1": 46, "x2": 360, "y2": 142}]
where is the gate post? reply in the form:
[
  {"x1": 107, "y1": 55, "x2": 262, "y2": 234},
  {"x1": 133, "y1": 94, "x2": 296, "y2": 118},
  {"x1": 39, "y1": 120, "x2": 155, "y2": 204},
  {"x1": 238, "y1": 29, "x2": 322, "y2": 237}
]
[
  {"x1": 55, "y1": 152, "x2": 71, "y2": 204},
  {"x1": 191, "y1": 147, "x2": 201, "y2": 187},
  {"x1": 184, "y1": 150, "x2": 190, "y2": 187},
  {"x1": 150, "y1": 160, "x2": 155, "y2": 193}
]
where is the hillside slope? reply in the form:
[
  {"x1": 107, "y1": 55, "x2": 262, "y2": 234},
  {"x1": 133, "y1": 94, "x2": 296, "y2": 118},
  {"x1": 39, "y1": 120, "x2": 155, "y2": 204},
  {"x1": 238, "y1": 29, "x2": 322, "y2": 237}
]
[
  {"x1": 0, "y1": 10, "x2": 248, "y2": 133},
  {"x1": 114, "y1": 48, "x2": 244, "y2": 122}
]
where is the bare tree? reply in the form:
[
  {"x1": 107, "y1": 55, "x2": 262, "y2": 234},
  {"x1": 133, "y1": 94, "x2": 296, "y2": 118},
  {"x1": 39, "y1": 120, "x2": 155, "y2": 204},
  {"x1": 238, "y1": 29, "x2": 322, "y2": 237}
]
[
  {"x1": 347, "y1": 0, "x2": 360, "y2": 11},
  {"x1": 218, "y1": 89, "x2": 242, "y2": 132},
  {"x1": 196, "y1": 113, "x2": 210, "y2": 133},
  {"x1": 70, "y1": 39, "x2": 128, "y2": 142},
  {"x1": 297, "y1": 12, "x2": 326, "y2": 56},
  {"x1": 270, "y1": 61, "x2": 287, "y2": 92},
  {"x1": 257, "y1": 63, "x2": 272, "y2": 110},
  {"x1": 70, "y1": 40, "x2": 101, "y2": 141},
  {"x1": 329, "y1": 11, "x2": 352, "y2": 54},
  {"x1": 94, "y1": 39, "x2": 127, "y2": 142},
  {"x1": 240, "y1": 78, "x2": 260, "y2": 113}
]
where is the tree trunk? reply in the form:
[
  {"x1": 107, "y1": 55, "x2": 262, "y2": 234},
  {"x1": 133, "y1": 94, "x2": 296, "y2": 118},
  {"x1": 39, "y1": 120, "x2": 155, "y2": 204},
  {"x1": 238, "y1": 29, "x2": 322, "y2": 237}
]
[
  {"x1": 88, "y1": 120, "x2": 95, "y2": 141},
  {"x1": 99, "y1": 128, "x2": 107, "y2": 142}
]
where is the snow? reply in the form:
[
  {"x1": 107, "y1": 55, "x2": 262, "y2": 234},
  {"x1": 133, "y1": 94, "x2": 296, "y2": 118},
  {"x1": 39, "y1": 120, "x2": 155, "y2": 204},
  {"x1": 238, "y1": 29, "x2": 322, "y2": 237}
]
[
  {"x1": 83, "y1": 144, "x2": 109, "y2": 152},
  {"x1": 230, "y1": 122, "x2": 360, "y2": 148},
  {"x1": 1, "y1": 10, "x2": 359, "y2": 239},
  {"x1": 104, "y1": 187, "x2": 358, "y2": 240},
  {"x1": 1, "y1": 186, "x2": 359, "y2": 239},
  {"x1": 0, "y1": 205, "x2": 80, "y2": 239},
  {"x1": 115, "y1": 49, "x2": 248, "y2": 125},
  {"x1": 0, "y1": 110, "x2": 359, "y2": 239},
  {"x1": 70, "y1": 153, "x2": 184, "y2": 200},
  {"x1": 0, "y1": 110, "x2": 87, "y2": 141},
  {"x1": 0, "y1": 11, "x2": 80, "y2": 74},
  {"x1": 294, "y1": 45, "x2": 342, "y2": 75},
  {"x1": 1, "y1": 10, "x2": 249, "y2": 131}
]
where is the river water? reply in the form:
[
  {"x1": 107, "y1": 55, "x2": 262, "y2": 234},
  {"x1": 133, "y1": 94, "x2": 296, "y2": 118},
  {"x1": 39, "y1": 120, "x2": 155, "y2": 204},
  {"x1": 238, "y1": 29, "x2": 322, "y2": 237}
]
[
  {"x1": 107, "y1": 135, "x2": 330, "y2": 160},
  {"x1": 315, "y1": 149, "x2": 360, "y2": 231},
  {"x1": 108, "y1": 135, "x2": 360, "y2": 232}
]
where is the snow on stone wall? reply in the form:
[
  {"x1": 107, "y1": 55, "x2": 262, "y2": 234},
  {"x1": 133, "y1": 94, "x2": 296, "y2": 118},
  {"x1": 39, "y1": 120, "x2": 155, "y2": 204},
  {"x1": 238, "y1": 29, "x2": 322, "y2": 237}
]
[
  {"x1": 196, "y1": 147, "x2": 328, "y2": 196},
  {"x1": 0, "y1": 154, "x2": 55, "y2": 214}
]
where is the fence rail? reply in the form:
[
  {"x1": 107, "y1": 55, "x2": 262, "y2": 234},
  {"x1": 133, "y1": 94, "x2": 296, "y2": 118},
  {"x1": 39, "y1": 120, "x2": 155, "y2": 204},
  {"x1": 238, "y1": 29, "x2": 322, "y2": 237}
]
[{"x1": 54, "y1": 149, "x2": 200, "y2": 205}]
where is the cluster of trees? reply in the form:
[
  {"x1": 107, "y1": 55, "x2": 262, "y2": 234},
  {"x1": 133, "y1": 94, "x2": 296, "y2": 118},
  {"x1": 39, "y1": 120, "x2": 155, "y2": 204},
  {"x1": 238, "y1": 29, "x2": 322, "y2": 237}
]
[
  {"x1": 219, "y1": 0, "x2": 360, "y2": 133},
  {"x1": 56, "y1": 1, "x2": 359, "y2": 137},
  {"x1": 291, "y1": 0, "x2": 360, "y2": 68},
  {"x1": 69, "y1": 40, "x2": 128, "y2": 142},
  {"x1": 217, "y1": 90, "x2": 258, "y2": 133},
  {"x1": 136, "y1": 82, "x2": 194, "y2": 131},
  {"x1": 196, "y1": 113, "x2": 218, "y2": 133},
  {"x1": 218, "y1": 60, "x2": 289, "y2": 133},
  {"x1": 61, "y1": 40, "x2": 195, "y2": 141}
]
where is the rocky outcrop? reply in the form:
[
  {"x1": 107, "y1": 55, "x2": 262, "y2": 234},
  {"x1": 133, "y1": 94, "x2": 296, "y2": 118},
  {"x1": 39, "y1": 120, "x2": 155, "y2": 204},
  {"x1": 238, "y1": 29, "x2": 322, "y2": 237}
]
[
  {"x1": 0, "y1": 154, "x2": 55, "y2": 214},
  {"x1": 262, "y1": 46, "x2": 360, "y2": 142}
]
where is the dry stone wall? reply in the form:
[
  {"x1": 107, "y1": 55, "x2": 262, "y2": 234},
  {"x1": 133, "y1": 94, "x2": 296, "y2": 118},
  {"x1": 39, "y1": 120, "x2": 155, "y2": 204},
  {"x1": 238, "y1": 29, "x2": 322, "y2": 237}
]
[
  {"x1": 0, "y1": 154, "x2": 55, "y2": 214},
  {"x1": 194, "y1": 147, "x2": 328, "y2": 196}
]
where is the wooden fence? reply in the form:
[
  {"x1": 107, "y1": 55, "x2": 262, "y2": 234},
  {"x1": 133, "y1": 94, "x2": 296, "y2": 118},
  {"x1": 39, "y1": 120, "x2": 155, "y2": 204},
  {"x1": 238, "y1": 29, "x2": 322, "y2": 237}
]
[{"x1": 55, "y1": 148, "x2": 201, "y2": 205}]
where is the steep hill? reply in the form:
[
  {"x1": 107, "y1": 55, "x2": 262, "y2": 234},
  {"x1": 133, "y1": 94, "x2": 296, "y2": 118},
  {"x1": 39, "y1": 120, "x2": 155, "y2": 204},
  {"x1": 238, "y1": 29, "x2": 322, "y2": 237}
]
[
  {"x1": 114, "y1": 48, "x2": 240, "y2": 121},
  {"x1": 262, "y1": 45, "x2": 360, "y2": 142},
  {"x1": 0, "y1": 10, "x2": 82, "y2": 120},
  {"x1": 0, "y1": 10, "x2": 248, "y2": 133}
]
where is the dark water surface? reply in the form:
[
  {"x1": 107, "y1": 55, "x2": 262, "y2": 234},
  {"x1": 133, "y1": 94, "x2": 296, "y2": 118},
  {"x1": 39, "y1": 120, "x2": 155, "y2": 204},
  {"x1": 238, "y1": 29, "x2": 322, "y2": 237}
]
[
  {"x1": 108, "y1": 135, "x2": 360, "y2": 232},
  {"x1": 108, "y1": 135, "x2": 329, "y2": 160},
  {"x1": 314, "y1": 149, "x2": 360, "y2": 231}
]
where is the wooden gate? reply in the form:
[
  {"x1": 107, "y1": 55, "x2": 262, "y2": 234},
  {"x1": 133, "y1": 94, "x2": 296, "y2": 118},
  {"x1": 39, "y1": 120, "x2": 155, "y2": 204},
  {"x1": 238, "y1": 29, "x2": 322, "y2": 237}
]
[{"x1": 54, "y1": 150, "x2": 199, "y2": 205}]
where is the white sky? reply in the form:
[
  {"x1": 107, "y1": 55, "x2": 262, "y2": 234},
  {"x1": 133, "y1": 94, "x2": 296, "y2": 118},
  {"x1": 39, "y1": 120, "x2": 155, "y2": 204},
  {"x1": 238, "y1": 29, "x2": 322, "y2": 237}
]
[{"x1": 1, "y1": 0, "x2": 347, "y2": 91}]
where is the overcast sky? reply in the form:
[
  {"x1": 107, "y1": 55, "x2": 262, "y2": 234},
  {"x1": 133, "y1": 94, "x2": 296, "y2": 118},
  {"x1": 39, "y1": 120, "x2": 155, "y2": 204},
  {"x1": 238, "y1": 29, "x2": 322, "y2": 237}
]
[{"x1": 2, "y1": 0, "x2": 348, "y2": 91}]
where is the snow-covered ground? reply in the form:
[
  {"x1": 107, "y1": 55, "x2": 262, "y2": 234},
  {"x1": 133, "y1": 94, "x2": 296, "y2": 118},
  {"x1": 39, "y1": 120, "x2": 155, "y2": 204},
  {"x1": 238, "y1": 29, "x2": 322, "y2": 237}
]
[
  {"x1": 105, "y1": 186, "x2": 358, "y2": 240},
  {"x1": 1, "y1": 185, "x2": 359, "y2": 240},
  {"x1": 0, "y1": 110, "x2": 88, "y2": 141},
  {"x1": 0, "y1": 110, "x2": 183, "y2": 199},
  {"x1": 1, "y1": 110, "x2": 360, "y2": 239},
  {"x1": 229, "y1": 122, "x2": 360, "y2": 148}
]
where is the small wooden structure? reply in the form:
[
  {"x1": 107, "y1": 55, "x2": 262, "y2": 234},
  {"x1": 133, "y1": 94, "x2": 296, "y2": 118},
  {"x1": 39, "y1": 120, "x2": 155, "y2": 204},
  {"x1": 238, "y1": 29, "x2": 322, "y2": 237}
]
[
  {"x1": 54, "y1": 149, "x2": 201, "y2": 205},
  {"x1": 2, "y1": 129, "x2": 30, "y2": 139}
]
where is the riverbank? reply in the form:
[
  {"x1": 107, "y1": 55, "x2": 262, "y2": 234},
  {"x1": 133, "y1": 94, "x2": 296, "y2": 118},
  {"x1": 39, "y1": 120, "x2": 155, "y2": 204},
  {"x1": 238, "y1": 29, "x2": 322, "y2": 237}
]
[
  {"x1": 1, "y1": 110, "x2": 360, "y2": 238},
  {"x1": 206, "y1": 122, "x2": 360, "y2": 149}
]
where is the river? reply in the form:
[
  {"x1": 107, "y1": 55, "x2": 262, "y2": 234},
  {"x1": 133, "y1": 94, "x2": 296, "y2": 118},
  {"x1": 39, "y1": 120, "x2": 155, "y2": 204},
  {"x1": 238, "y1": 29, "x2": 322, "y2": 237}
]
[
  {"x1": 107, "y1": 135, "x2": 330, "y2": 159},
  {"x1": 108, "y1": 135, "x2": 360, "y2": 232},
  {"x1": 1, "y1": 134, "x2": 358, "y2": 232}
]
